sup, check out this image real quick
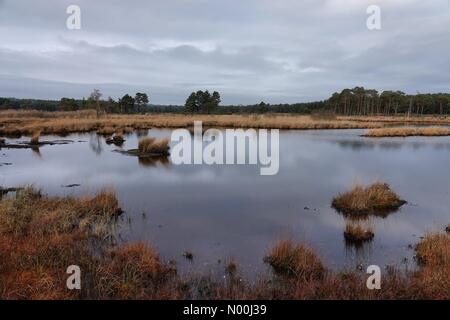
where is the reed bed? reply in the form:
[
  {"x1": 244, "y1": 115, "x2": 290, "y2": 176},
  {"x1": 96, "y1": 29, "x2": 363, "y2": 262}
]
[
  {"x1": 0, "y1": 111, "x2": 395, "y2": 136},
  {"x1": 364, "y1": 126, "x2": 450, "y2": 137}
]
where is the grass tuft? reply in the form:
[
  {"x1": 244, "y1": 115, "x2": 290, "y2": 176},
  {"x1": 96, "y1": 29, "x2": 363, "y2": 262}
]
[
  {"x1": 263, "y1": 239, "x2": 325, "y2": 280},
  {"x1": 332, "y1": 182, "x2": 406, "y2": 217},
  {"x1": 138, "y1": 137, "x2": 170, "y2": 154},
  {"x1": 415, "y1": 233, "x2": 450, "y2": 267}
]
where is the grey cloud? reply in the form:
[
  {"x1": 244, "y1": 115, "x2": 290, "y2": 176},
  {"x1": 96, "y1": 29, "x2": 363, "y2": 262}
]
[{"x1": 0, "y1": 0, "x2": 450, "y2": 104}]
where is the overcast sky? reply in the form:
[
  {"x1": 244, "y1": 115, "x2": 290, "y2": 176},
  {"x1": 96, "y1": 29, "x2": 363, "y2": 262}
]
[{"x1": 0, "y1": 0, "x2": 449, "y2": 104}]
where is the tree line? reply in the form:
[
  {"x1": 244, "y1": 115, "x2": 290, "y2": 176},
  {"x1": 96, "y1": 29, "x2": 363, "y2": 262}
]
[
  {"x1": 1, "y1": 87, "x2": 450, "y2": 116},
  {"x1": 326, "y1": 87, "x2": 450, "y2": 116},
  {"x1": 0, "y1": 90, "x2": 150, "y2": 115}
]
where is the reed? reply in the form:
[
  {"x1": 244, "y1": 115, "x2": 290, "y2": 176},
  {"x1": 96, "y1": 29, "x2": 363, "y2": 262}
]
[
  {"x1": 263, "y1": 239, "x2": 325, "y2": 279},
  {"x1": 364, "y1": 126, "x2": 450, "y2": 137},
  {"x1": 138, "y1": 137, "x2": 170, "y2": 154},
  {"x1": 332, "y1": 182, "x2": 406, "y2": 216}
]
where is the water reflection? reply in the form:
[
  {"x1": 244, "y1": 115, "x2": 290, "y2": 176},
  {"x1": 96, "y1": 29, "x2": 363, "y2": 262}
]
[
  {"x1": 1, "y1": 129, "x2": 449, "y2": 276},
  {"x1": 89, "y1": 133, "x2": 103, "y2": 155},
  {"x1": 138, "y1": 155, "x2": 170, "y2": 168},
  {"x1": 330, "y1": 137, "x2": 450, "y2": 151}
]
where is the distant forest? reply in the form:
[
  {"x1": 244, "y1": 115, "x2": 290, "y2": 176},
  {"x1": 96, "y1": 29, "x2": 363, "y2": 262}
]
[{"x1": 1, "y1": 87, "x2": 450, "y2": 116}]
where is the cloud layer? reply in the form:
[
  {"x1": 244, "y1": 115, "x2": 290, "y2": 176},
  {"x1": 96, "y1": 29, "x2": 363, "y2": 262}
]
[{"x1": 0, "y1": 0, "x2": 449, "y2": 104}]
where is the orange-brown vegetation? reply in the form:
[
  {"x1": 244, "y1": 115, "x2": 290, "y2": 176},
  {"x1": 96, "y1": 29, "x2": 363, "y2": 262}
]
[
  {"x1": 0, "y1": 188, "x2": 448, "y2": 299},
  {"x1": 263, "y1": 239, "x2": 325, "y2": 280},
  {"x1": 365, "y1": 126, "x2": 450, "y2": 137},
  {"x1": 138, "y1": 137, "x2": 170, "y2": 154},
  {"x1": 332, "y1": 182, "x2": 406, "y2": 217}
]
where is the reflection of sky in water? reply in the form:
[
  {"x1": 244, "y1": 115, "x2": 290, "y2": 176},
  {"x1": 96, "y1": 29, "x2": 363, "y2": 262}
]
[{"x1": 1, "y1": 129, "x2": 450, "y2": 277}]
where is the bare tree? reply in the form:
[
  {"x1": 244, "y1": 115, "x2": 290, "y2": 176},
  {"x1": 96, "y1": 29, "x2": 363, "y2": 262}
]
[{"x1": 89, "y1": 89, "x2": 103, "y2": 118}]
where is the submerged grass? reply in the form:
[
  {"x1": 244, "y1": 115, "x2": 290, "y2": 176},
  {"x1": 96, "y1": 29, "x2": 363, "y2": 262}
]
[
  {"x1": 332, "y1": 182, "x2": 406, "y2": 217},
  {"x1": 0, "y1": 188, "x2": 448, "y2": 299}
]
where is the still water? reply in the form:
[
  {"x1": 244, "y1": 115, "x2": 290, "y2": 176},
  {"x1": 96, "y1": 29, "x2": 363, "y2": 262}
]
[{"x1": 1, "y1": 129, "x2": 449, "y2": 276}]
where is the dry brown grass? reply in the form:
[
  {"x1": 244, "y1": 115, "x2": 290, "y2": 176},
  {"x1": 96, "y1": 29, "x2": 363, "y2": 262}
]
[
  {"x1": 138, "y1": 137, "x2": 170, "y2": 154},
  {"x1": 416, "y1": 233, "x2": 450, "y2": 267},
  {"x1": 0, "y1": 186, "x2": 123, "y2": 299},
  {"x1": 263, "y1": 239, "x2": 325, "y2": 280},
  {"x1": 95, "y1": 243, "x2": 176, "y2": 299},
  {"x1": 332, "y1": 182, "x2": 406, "y2": 217},
  {"x1": 3, "y1": 110, "x2": 450, "y2": 137},
  {"x1": 413, "y1": 233, "x2": 450, "y2": 298},
  {"x1": 97, "y1": 126, "x2": 116, "y2": 135},
  {"x1": 0, "y1": 187, "x2": 448, "y2": 300},
  {"x1": 344, "y1": 223, "x2": 374, "y2": 243},
  {"x1": 0, "y1": 110, "x2": 398, "y2": 136},
  {"x1": 365, "y1": 126, "x2": 450, "y2": 137}
]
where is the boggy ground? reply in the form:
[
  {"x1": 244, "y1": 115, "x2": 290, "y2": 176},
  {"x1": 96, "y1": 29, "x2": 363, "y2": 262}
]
[
  {"x1": 0, "y1": 187, "x2": 448, "y2": 300},
  {"x1": 3, "y1": 110, "x2": 450, "y2": 137}
]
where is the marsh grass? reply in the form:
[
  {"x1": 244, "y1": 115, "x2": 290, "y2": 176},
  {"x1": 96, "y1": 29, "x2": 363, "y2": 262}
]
[
  {"x1": 97, "y1": 127, "x2": 116, "y2": 135},
  {"x1": 138, "y1": 137, "x2": 170, "y2": 155},
  {"x1": 332, "y1": 182, "x2": 406, "y2": 217},
  {"x1": 6, "y1": 111, "x2": 450, "y2": 137},
  {"x1": 263, "y1": 239, "x2": 325, "y2": 280},
  {"x1": 414, "y1": 233, "x2": 450, "y2": 297},
  {"x1": 95, "y1": 243, "x2": 176, "y2": 299},
  {"x1": 0, "y1": 111, "x2": 392, "y2": 137},
  {"x1": 0, "y1": 188, "x2": 448, "y2": 299},
  {"x1": 365, "y1": 126, "x2": 450, "y2": 137},
  {"x1": 415, "y1": 233, "x2": 450, "y2": 267}
]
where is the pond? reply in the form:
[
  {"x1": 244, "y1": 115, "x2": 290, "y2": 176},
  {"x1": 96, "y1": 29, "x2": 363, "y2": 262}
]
[{"x1": 1, "y1": 129, "x2": 449, "y2": 277}]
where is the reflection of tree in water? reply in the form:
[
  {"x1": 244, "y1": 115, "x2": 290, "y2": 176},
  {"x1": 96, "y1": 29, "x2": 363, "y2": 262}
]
[
  {"x1": 332, "y1": 138, "x2": 450, "y2": 151},
  {"x1": 135, "y1": 129, "x2": 149, "y2": 138},
  {"x1": 89, "y1": 133, "x2": 103, "y2": 155},
  {"x1": 138, "y1": 156, "x2": 170, "y2": 168},
  {"x1": 31, "y1": 146, "x2": 41, "y2": 158},
  {"x1": 335, "y1": 140, "x2": 375, "y2": 151}
]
